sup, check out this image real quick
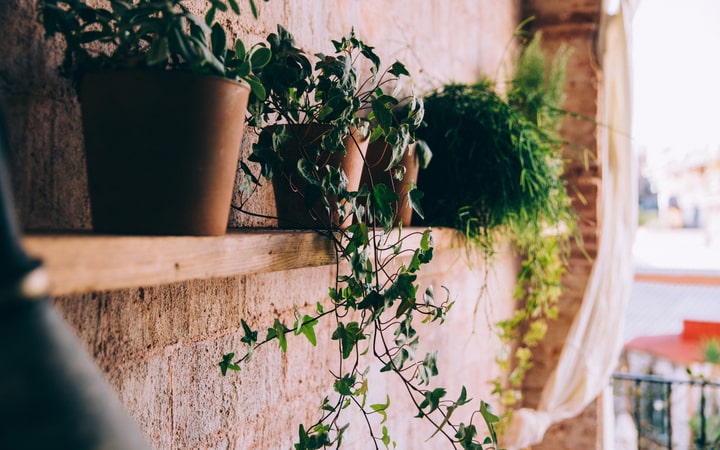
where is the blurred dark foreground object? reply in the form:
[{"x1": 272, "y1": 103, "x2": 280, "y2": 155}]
[{"x1": 0, "y1": 101, "x2": 151, "y2": 449}]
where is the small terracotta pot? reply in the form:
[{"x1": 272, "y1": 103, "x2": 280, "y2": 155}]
[
  {"x1": 270, "y1": 124, "x2": 369, "y2": 229},
  {"x1": 79, "y1": 70, "x2": 250, "y2": 235},
  {"x1": 360, "y1": 140, "x2": 420, "y2": 226}
]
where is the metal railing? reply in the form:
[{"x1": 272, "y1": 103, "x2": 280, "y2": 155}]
[{"x1": 613, "y1": 372, "x2": 720, "y2": 450}]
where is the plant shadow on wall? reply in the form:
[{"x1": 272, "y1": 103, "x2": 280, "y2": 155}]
[
  {"x1": 416, "y1": 30, "x2": 581, "y2": 420},
  {"x1": 38, "y1": 0, "x2": 271, "y2": 235},
  {"x1": 222, "y1": 26, "x2": 501, "y2": 449}
]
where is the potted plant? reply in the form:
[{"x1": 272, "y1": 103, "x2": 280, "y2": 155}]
[
  {"x1": 241, "y1": 25, "x2": 425, "y2": 230},
  {"x1": 38, "y1": 0, "x2": 271, "y2": 235}
]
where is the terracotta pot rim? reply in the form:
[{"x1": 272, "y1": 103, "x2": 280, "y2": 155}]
[
  {"x1": 79, "y1": 68, "x2": 250, "y2": 91},
  {"x1": 262, "y1": 123, "x2": 369, "y2": 145}
]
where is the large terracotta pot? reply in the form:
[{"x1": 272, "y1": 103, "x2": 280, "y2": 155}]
[
  {"x1": 360, "y1": 140, "x2": 420, "y2": 226},
  {"x1": 79, "y1": 70, "x2": 250, "y2": 235},
  {"x1": 270, "y1": 124, "x2": 369, "y2": 229}
]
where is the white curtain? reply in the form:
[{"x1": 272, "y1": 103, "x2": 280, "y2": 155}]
[{"x1": 502, "y1": 1, "x2": 639, "y2": 447}]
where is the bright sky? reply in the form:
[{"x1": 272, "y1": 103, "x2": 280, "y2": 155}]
[{"x1": 632, "y1": 0, "x2": 720, "y2": 154}]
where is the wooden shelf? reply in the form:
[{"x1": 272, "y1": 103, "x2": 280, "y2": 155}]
[{"x1": 22, "y1": 228, "x2": 461, "y2": 296}]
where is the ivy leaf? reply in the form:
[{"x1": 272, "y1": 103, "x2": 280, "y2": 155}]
[
  {"x1": 408, "y1": 184, "x2": 425, "y2": 220},
  {"x1": 420, "y1": 229, "x2": 432, "y2": 251},
  {"x1": 328, "y1": 287, "x2": 343, "y2": 302},
  {"x1": 408, "y1": 248, "x2": 423, "y2": 273},
  {"x1": 381, "y1": 426, "x2": 392, "y2": 448},
  {"x1": 240, "y1": 319, "x2": 258, "y2": 345},
  {"x1": 357, "y1": 290, "x2": 383, "y2": 311},
  {"x1": 294, "y1": 424, "x2": 331, "y2": 450},
  {"x1": 294, "y1": 314, "x2": 318, "y2": 346},
  {"x1": 219, "y1": 353, "x2": 240, "y2": 376},
  {"x1": 480, "y1": 400, "x2": 499, "y2": 445},
  {"x1": 333, "y1": 373, "x2": 356, "y2": 396},
  {"x1": 239, "y1": 161, "x2": 260, "y2": 185},
  {"x1": 416, "y1": 139, "x2": 433, "y2": 169},
  {"x1": 371, "y1": 95, "x2": 398, "y2": 131},
  {"x1": 454, "y1": 423, "x2": 481, "y2": 450},
  {"x1": 387, "y1": 273, "x2": 418, "y2": 318},
  {"x1": 456, "y1": 386, "x2": 472, "y2": 406},
  {"x1": 360, "y1": 43, "x2": 381, "y2": 73},
  {"x1": 368, "y1": 125, "x2": 385, "y2": 143},
  {"x1": 267, "y1": 319, "x2": 288, "y2": 352},
  {"x1": 417, "y1": 351, "x2": 439, "y2": 385},
  {"x1": 331, "y1": 322, "x2": 366, "y2": 359},
  {"x1": 297, "y1": 158, "x2": 320, "y2": 186},
  {"x1": 320, "y1": 396, "x2": 335, "y2": 412},
  {"x1": 370, "y1": 395, "x2": 391, "y2": 424},
  {"x1": 372, "y1": 184, "x2": 399, "y2": 232},
  {"x1": 417, "y1": 387, "x2": 446, "y2": 416},
  {"x1": 388, "y1": 61, "x2": 410, "y2": 77},
  {"x1": 345, "y1": 222, "x2": 369, "y2": 254}
]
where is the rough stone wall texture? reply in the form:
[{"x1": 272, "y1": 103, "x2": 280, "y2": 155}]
[
  {"x1": 51, "y1": 247, "x2": 519, "y2": 449},
  {"x1": 519, "y1": 0, "x2": 605, "y2": 449},
  {"x1": 0, "y1": 0, "x2": 546, "y2": 449}
]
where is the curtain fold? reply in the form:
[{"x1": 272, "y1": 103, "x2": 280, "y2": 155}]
[{"x1": 502, "y1": 1, "x2": 639, "y2": 447}]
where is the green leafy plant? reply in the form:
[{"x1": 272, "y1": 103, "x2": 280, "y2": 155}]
[
  {"x1": 416, "y1": 31, "x2": 577, "y2": 412},
  {"x1": 223, "y1": 26, "x2": 500, "y2": 450},
  {"x1": 236, "y1": 25, "x2": 426, "y2": 223},
  {"x1": 38, "y1": 0, "x2": 271, "y2": 96},
  {"x1": 221, "y1": 226, "x2": 501, "y2": 449}
]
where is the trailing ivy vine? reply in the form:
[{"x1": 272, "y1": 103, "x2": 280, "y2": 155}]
[{"x1": 220, "y1": 27, "x2": 501, "y2": 449}]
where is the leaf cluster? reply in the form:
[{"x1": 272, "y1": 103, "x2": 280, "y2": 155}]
[
  {"x1": 417, "y1": 81, "x2": 567, "y2": 239},
  {"x1": 38, "y1": 0, "x2": 270, "y2": 96},
  {"x1": 242, "y1": 26, "x2": 426, "y2": 206}
]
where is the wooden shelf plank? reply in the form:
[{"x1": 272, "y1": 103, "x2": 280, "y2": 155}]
[
  {"x1": 21, "y1": 228, "x2": 462, "y2": 296},
  {"x1": 22, "y1": 230, "x2": 336, "y2": 296}
]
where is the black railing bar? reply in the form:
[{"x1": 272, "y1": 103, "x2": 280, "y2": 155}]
[
  {"x1": 701, "y1": 382, "x2": 707, "y2": 447},
  {"x1": 613, "y1": 372, "x2": 720, "y2": 388},
  {"x1": 667, "y1": 381, "x2": 673, "y2": 449},
  {"x1": 634, "y1": 379, "x2": 642, "y2": 448}
]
